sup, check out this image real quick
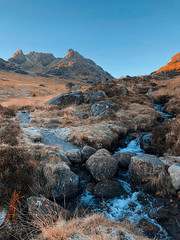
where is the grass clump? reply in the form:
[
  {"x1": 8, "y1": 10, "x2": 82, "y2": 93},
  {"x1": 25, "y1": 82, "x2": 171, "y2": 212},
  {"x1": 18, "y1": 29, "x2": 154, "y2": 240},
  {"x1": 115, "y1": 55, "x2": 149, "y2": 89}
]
[
  {"x1": 151, "y1": 116, "x2": 180, "y2": 156},
  {"x1": 0, "y1": 146, "x2": 38, "y2": 205},
  {"x1": 0, "y1": 120, "x2": 21, "y2": 146}
]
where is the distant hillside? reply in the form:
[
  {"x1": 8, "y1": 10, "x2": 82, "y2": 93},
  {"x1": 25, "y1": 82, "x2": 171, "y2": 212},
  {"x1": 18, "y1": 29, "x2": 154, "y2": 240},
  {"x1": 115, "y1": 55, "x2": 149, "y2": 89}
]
[
  {"x1": 153, "y1": 52, "x2": 180, "y2": 77},
  {"x1": 8, "y1": 49, "x2": 113, "y2": 82}
]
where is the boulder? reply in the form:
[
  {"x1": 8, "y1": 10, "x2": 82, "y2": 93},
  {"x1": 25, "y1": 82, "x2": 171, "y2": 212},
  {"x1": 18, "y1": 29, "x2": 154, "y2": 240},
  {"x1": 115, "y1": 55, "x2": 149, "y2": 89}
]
[
  {"x1": 140, "y1": 133, "x2": 154, "y2": 153},
  {"x1": 89, "y1": 91, "x2": 107, "y2": 104},
  {"x1": 81, "y1": 145, "x2": 96, "y2": 161},
  {"x1": 23, "y1": 126, "x2": 42, "y2": 142},
  {"x1": 86, "y1": 149, "x2": 118, "y2": 181},
  {"x1": 90, "y1": 101, "x2": 118, "y2": 118},
  {"x1": 48, "y1": 91, "x2": 84, "y2": 108},
  {"x1": 66, "y1": 149, "x2": 82, "y2": 164},
  {"x1": 113, "y1": 152, "x2": 136, "y2": 169},
  {"x1": 93, "y1": 179, "x2": 126, "y2": 198},
  {"x1": 27, "y1": 196, "x2": 73, "y2": 221},
  {"x1": 129, "y1": 154, "x2": 167, "y2": 190},
  {"x1": 168, "y1": 163, "x2": 180, "y2": 190},
  {"x1": 43, "y1": 161, "x2": 79, "y2": 200}
]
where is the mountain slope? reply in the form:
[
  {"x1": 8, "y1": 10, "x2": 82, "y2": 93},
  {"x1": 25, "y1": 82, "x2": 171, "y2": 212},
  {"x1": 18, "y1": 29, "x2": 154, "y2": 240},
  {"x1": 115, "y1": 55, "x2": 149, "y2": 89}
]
[
  {"x1": 8, "y1": 49, "x2": 113, "y2": 82},
  {"x1": 154, "y1": 52, "x2": 180, "y2": 77}
]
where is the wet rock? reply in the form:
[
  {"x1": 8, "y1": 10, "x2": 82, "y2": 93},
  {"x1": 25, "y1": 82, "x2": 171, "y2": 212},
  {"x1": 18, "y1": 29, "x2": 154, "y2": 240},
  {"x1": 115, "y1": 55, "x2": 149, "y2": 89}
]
[
  {"x1": 86, "y1": 149, "x2": 118, "y2": 181},
  {"x1": 48, "y1": 91, "x2": 84, "y2": 108},
  {"x1": 154, "y1": 208, "x2": 170, "y2": 222},
  {"x1": 113, "y1": 152, "x2": 136, "y2": 169},
  {"x1": 76, "y1": 113, "x2": 89, "y2": 119},
  {"x1": 86, "y1": 182, "x2": 96, "y2": 192},
  {"x1": 66, "y1": 149, "x2": 82, "y2": 164},
  {"x1": 27, "y1": 196, "x2": 73, "y2": 221},
  {"x1": 81, "y1": 145, "x2": 96, "y2": 161},
  {"x1": 140, "y1": 133, "x2": 154, "y2": 154},
  {"x1": 168, "y1": 163, "x2": 180, "y2": 190},
  {"x1": 90, "y1": 101, "x2": 118, "y2": 118},
  {"x1": 89, "y1": 91, "x2": 107, "y2": 104},
  {"x1": 94, "y1": 179, "x2": 125, "y2": 198},
  {"x1": 43, "y1": 161, "x2": 80, "y2": 200},
  {"x1": 129, "y1": 154, "x2": 168, "y2": 191},
  {"x1": 138, "y1": 219, "x2": 160, "y2": 239}
]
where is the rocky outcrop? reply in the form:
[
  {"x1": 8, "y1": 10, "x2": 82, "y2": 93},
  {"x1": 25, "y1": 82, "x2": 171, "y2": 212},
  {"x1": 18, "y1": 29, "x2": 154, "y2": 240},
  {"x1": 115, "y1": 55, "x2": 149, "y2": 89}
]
[
  {"x1": 0, "y1": 57, "x2": 24, "y2": 73},
  {"x1": 86, "y1": 149, "x2": 118, "y2": 181},
  {"x1": 7, "y1": 49, "x2": 113, "y2": 82},
  {"x1": 93, "y1": 179, "x2": 126, "y2": 198},
  {"x1": 153, "y1": 52, "x2": 180, "y2": 77},
  {"x1": 90, "y1": 101, "x2": 118, "y2": 118},
  {"x1": 89, "y1": 91, "x2": 107, "y2": 104},
  {"x1": 168, "y1": 163, "x2": 180, "y2": 190},
  {"x1": 48, "y1": 91, "x2": 84, "y2": 108},
  {"x1": 43, "y1": 161, "x2": 80, "y2": 200}
]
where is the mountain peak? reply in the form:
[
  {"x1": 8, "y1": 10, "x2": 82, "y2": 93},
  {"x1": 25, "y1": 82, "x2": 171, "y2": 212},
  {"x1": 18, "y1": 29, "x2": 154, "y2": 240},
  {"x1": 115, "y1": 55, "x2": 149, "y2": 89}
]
[
  {"x1": 65, "y1": 49, "x2": 82, "y2": 59},
  {"x1": 9, "y1": 49, "x2": 26, "y2": 64},
  {"x1": 12, "y1": 49, "x2": 24, "y2": 58}
]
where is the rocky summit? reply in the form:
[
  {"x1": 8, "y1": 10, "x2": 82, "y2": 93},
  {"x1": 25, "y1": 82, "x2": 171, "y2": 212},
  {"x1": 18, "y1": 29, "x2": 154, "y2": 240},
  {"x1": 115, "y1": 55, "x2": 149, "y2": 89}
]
[
  {"x1": 153, "y1": 52, "x2": 180, "y2": 77},
  {"x1": 8, "y1": 49, "x2": 113, "y2": 82}
]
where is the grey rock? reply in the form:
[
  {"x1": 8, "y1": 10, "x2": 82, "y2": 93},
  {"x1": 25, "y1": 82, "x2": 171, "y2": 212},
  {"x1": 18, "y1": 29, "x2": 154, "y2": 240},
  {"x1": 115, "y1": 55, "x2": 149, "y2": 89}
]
[
  {"x1": 129, "y1": 154, "x2": 166, "y2": 184},
  {"x1": 140, "y1": 133, "x2": 153, "y2": 153},
  {"x1": 86, "y1": 149, "x2": 118, "y2": 181},
  {"x1": 113, "y1": 152, "x2": 136, "y2": 169},
  {"x1": 27, "y1": 196, "x2": 72, "y2": 221},
  {"x1": 89, "y1": 91, "x2": 107, "y2": 104},
  {"x1": 48, "y1": 91, "x2": 84, "y2": 108},
  {"x1": 76, "y1": 113, "x2": 89, "y2": 119},
  {"x1": 168, "y1": 163, "x2": 180, "y2": 190},
  {"x1": 43, "y1": 162, "x2": 80, "y2": 199},
  {"x1": 94, "y1": 179, "x2": 126, "y2": 198},
  {"x1": 90, "y1": 101, "x2": 118, "y2": 118},
  {"x1": 81, "y1": 145, "x2": 96, "y2": 161},
  {"x1": 66, "y1": 149, "x2": 82, "y2": 164}
]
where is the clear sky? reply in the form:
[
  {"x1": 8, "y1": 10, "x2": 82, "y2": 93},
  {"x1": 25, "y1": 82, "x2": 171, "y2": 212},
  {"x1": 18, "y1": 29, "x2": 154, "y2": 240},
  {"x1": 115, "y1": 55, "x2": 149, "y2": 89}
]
[{"x1": 0, "y1": 0, "x2": 180, "y2": 78}]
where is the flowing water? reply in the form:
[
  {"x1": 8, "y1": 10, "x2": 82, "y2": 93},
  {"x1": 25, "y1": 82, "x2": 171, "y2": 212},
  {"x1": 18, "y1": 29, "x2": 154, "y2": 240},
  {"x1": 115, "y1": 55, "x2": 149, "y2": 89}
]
[{"x1": 17, "y1": 104, "x2": 175, "y2": 239}]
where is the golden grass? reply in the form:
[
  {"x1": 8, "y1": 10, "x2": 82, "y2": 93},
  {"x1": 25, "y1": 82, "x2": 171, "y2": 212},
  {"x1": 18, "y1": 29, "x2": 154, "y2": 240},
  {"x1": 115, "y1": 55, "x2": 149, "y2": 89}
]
[{"x1": 34, "y1": 213, "x2": 150, "y2": 240}]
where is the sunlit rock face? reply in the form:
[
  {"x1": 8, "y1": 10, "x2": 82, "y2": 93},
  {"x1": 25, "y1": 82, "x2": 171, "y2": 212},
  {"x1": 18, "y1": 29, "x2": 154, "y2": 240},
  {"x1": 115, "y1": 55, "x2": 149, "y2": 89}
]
[
  {"x1": 8, "y1": 49, "x2": 113, "y2": 82},
  {"x1": 153, "y1": 52, "x2": 180, "y2": 77}
]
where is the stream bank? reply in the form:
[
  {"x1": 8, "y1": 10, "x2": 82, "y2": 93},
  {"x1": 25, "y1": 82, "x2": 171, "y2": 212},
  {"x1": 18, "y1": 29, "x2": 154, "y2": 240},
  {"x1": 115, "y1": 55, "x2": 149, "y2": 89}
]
[{"x1": 15, "y1": 100, "x2": 179, "y2": 240}]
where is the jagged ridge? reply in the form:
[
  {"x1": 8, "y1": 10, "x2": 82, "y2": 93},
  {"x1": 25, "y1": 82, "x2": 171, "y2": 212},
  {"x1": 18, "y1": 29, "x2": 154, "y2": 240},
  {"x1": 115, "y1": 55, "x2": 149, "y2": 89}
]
[{"x1": 8, "y1": 49, "x2": 113, "y2": 82}]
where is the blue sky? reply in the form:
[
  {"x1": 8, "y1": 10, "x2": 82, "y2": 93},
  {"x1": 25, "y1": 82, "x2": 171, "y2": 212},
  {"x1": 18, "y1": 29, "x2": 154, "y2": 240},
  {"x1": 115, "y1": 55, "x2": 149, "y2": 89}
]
[{"x1": 0, "y1": 0, "x2": 180, "y2": 77}]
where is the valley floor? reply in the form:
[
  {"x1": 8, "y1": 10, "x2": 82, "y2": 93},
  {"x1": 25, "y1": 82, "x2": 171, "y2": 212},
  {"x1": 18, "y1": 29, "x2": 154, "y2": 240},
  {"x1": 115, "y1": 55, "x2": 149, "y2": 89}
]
[{"x1": 0, "y1": 70, "x2": 180, "y2": 239}]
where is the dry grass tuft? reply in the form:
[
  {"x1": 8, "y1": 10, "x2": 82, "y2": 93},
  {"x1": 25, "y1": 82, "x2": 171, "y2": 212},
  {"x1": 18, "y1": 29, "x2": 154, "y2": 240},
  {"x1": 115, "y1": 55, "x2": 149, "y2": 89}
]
[
  {"x1": 34, "y1": 213, "x2": 149, "y2": 240},
  {"x1": 151, "y1": 116, "x2": 180, "y2": 156},
  {"x1": 0, "y1": 146, "x2": 38, "y2": 205},
  {"x1": 0, "y1": 120, "x2": 21, "y2": 146}
]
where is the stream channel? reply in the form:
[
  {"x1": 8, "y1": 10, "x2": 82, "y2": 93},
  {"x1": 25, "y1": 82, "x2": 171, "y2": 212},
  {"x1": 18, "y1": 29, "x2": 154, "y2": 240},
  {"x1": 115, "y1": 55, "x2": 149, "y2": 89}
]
[{"x1": 16, "y1": 103, "x2": 175, "y2": 240}]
